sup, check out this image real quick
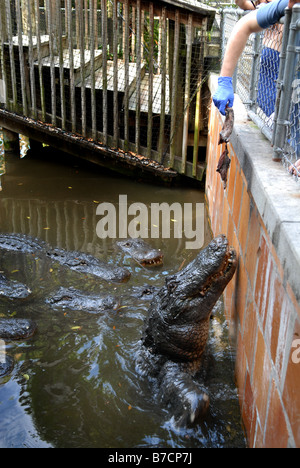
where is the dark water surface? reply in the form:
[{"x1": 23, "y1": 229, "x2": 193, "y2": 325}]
[{"x1": 0, "y1": 139, "x2": 246, "y2": 448}]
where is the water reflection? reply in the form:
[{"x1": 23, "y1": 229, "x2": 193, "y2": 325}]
[{"x1": 0, "y1": 143, "x2": 246, "y2": 448}]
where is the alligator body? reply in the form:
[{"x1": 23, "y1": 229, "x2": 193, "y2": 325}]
[
  {"x1": 0, "y1": 233, "x2": 46, "y2": 254},
  {"x1": 117, "y1": 238, "x2": 163, "y2": 267},
  {"x1": 0, "y1": 318, "x2": 37, "y2": 340},
  {"x1": 46, "y1": 248, "x2": 131, "y2": 283},
  {"x1": 46, "y1": 287, "x2": 120, "y2": 313},
  {"x1": 136, "y1": 235, "x2": 237, "y2": 426},
  {"x1": 0, "y1": 274, "x2": 32, "y2": 300}
]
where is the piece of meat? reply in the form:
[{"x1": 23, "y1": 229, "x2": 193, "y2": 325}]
[
  {"x1": 216, "y1": 146, "x2": 231, "y2": 189},
  {"x1": 218, "y1": 108, "x2": 234, "y2": 145}
]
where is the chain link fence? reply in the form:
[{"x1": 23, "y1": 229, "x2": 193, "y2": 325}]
[{"x1": 220, "y1": 5, "x2": 300, "y2": 180}]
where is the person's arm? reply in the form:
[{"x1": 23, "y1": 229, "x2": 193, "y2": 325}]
[
  {"x1": 213, "y1": 11, "x2": 262, "y2": 115},
  {"x1": 213, "y1": 0, "x2": 289, "y2": 115},
  {"x1": 221, "y1": 11, "x2": 262, "y2": 77},
  {"x1": 235, "y1": 0, "x2": 256, "y2": 10}
]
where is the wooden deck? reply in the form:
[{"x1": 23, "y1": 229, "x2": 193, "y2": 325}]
[{"x1": 0, "y1": 0, "x2": 218, "y2": 183}]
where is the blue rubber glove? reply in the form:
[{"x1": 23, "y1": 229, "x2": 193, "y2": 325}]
[{"x1": 213, "y1": 77, "x2": 234, "y2": 116}]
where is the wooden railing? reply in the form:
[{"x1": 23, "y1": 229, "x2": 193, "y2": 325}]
[{"x1": 0, "y1": 0, "x2": 217, "y2": 180}]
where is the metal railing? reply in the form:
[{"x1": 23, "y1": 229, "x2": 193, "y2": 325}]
[{"x1": 221, "y1": 4, "x2": 300, "y2": 179}]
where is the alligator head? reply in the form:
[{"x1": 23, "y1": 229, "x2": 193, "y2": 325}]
[
  {"x1": 117, "y1": 238, "x2": 163, "y2": 267},
  {"x1": 142, "y1": 235, "x2": 237, "y2": 364}
]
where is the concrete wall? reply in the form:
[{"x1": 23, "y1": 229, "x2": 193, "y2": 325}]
[{"x1": 206, "y1": 75, "x2": 300, "y2": 448}]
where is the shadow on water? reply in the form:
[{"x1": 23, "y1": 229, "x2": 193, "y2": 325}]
[{"x1": 0, "y1": 138, "x2": 246, "y2": 448}]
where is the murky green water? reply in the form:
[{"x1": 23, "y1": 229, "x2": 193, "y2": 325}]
[{"x1": 0, "y1": 139, "x2": 246, "y2": 448}]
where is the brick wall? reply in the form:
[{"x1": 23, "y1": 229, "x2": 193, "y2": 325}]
[{"x1": 205, "y1": 84, "x2": 300, "y2": 448}]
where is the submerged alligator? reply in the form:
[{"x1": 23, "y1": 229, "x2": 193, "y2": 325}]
[
  {"x1": 136, "y1": 235, "x2": 237, "y2": 426},
  {"x1": 0, "y1": 318, "x2": 37, "y2": 341},
  {"x1": 46, "y1": 247, "x2": 131, "y2": 283},
  {"x1": 117, "y1": 238, "x2": 163, "y2": 268},
  {"x1": 46, "y1": 287, "x2": 120, "y2": 313},
  {"x1": 0, "y1": 274, "x2": 32, "y2": 300},
  {"x1": 0, "y1": 232, "x2": 131, "y2": 284},
  {"x1": 0, "y1": 233, "x2": 46, "y2": 254}
]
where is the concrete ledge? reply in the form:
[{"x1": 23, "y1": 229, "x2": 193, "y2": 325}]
[{"x1": 209, "y1": 74, "x2": 300, "y2": 304}]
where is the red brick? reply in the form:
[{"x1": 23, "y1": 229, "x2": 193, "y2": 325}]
[
  {"x1": 282, "y1": 317, "x2": 300, "y2": 447},
  {"x1": 242, "y1": 371, "x2": 256, "y2": 447},
  {"x1": 232, "y1": 171, "x2": 244, "y2": 230},
  {"x1": 254, "y1": 234, "x2": 273, "y2": 326},
  {"x1": 264, "y1": 273, "x2": 286, "y2": 365},
  {"x1": 245, "y1": 205, "x2": 261, "y2": 289},
  {"x1": 238, "y1": 187, "x2": 251, "y2": 256},
  {"x1": 227, "y1": 152, "x2": 237, "y2": 210},
  {"x1": 252, "y1": 327, "x2": 272, "y2": 429},
  {"x1": 264, "y1": 379, "x2": 289, "y2": 448},
  {"x1": 243, "y1": 298, "x2": 258, "y2": 372},
  {"x1": 235, "y1": 257, "x2": 250, "y2": 329},
  {"x1": 221, "y1": 198, "x2": 230, "y2": 237}
]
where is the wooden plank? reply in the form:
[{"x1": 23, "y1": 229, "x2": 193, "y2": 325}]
[
  {"x1": 124, "y1": 0, "x2": 130, "y2": 151},
  {"x1": 67, "y1": 0, "x2": 76, "y2": 132},
  {"x1": 147, "y1": 2, "x2": 154, "y2": 159},
  {"x1": 15, "y1": 0, "x2": 28, "y2": 115},
  {"x1": 193, "y1": 21, "x2": 206, "y2": 178},
  {"x1": 181, "y1": 14, "x2": 192, "y2": 174},
  {"x1": 5, "y1": 0, "x2": 17, "y2": 110},
  {"x1": 101, "y1": 0, "x2": 108, "y2": 145},
  {"x1": 34, "y1": 0, "x2": 46, "y2": 120},
  {"x1": 27, "y1": 0, "x2": 37, "y2": 118},
  {"x1": 169, "y1": 9, "x2": 180, "y2": 168},
  {"x1": 0, "y1": 4, "x2": 9, "y2": 108},
  {"x1": 56, "y1": 0, "x2": 66, "y2": 129},
  {"x1": 113, "y1": 0, "x2": 119, "y2": 147},
  {"x1": 47, "y1": 0, "x2": 56, "y2": 125},
  {"x1": 90, "y1": 0, "x2": 96, "y2": 139},
  {"x1": 79, "y1": 0, "x2": 86, "y2": 136},
  {"x1": 135, "y1": 0, "x2": 141, "y2": 154},
  {"x1": 158, "y1": 6, "x2": 166, "y2": 162}
]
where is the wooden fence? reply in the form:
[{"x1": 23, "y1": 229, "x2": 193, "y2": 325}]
[{"x1": 0, "y1": 0, "x2": 218, "y2": 181}]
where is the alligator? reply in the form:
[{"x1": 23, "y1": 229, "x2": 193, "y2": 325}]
[
  {"x1": 117, "y1": 238, "x2": 163, "y2": 267},
  {"x1": 0, "y1": 233, "x2": 46, "y2": 254},
  {"x1": 0, "y1": 274, "x2": 32, "y2": 300},
  {"x1": 0, "y1": 318, "x2": 37, "y2": 340},
  {"x1": 0, "y1": 233, "x2": 131, "y2": 283},
  {"x1": 46, "y1": 247, "x2": 131, "y2": 283},
  {"x1": 136, "y1": 235, "x2": 237, "y2": 427},
  {"x1": 46, "y1": 287, "x2": 120, "y2": 313}
]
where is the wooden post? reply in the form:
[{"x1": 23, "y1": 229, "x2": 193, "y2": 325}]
[
  {"x1": 113, "y1": 0, "x2": 119, "y2": 147},
  {"x1": 90, "y1": 0, "x2": 96, "y2": 140},
  {"x1": 135, "y1": 0, "x2": 141, "y2": 154},
  {"x1": 181, "y1": 14, "x2": 193, "y2": 174},
  {"x1": 101, "y1": 0, "x2": 108, "y2": 145},
  {"x1": 124, "y1": 0, "x2": 130, "y2": 152},
  {"x1": 158, "y1": 6, "x2": 167, "y2": 163},
  {"x1": 79, "y1": 0, "x2": 87, "y2": 136},
  {"x1": 5, "y1": 0, "x2": 17, "y2": 111},
  {"x1": 2, "y1": 129, "x2": 20, "y2": 155},
  {"x1": 193, "y1": 22, "x2": 206, "y2": 178},
  {"x1": 169, "y1": 10, "x2": 180, "y2": 168},
  {"x1": 67, "y1": 0, "x2": 76, "y2": 133},
  {"x1": 147, "y1": 3, "x2": 154, "y2": 159},
  {"x1": 34, "y1": 0, "x2": 46, "y2": 120}
]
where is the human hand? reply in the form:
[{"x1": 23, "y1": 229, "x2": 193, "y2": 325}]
[{"x1": 212, "y1": 77, "x2": 234, "y2": 116}]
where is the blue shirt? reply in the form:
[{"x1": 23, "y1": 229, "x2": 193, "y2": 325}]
[{"x1": 256, "y1": 0, "x2": 288, "y2": 29}]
